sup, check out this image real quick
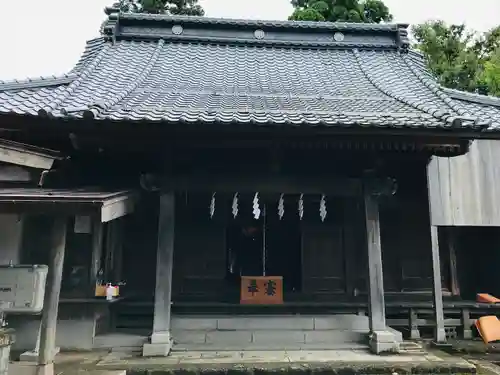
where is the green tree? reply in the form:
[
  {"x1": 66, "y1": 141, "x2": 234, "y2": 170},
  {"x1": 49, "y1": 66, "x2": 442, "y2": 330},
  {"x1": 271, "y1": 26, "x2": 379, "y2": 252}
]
[
  {"x1": 113, "y1": 0, "x2": 204, "y2": 15},
  {"x1": 289, "y1": 0, "x2": 392, "y2": 23},
  {"x1": 412, "y1": 21, "x2": 481, "y2": 92},
  {"x1": 480, "y1": 48, "x2": 500, "y2": 96},
  {"x1": 412, "y1": 21, "x2": 500, "y2": 96}
]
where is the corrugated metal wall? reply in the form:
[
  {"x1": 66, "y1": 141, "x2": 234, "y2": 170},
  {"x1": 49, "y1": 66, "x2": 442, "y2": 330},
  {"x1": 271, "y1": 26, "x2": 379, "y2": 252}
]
[{"x1": 428, "y1": 140, "x2": 500, "y2": 226}]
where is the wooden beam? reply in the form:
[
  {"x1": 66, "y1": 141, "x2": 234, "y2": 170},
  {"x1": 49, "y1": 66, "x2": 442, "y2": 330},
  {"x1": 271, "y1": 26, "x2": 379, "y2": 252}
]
[
  {"x1": 0, "y1": 143, "x2": 58, "y2": 170},
  {"x1": 89, "y1": 218, "x2": 104, "y2": 290},
  {"x1": 427, "y1": 162, "x2": 447, "y2": 344},
  {"x1": 0, "y1": 189, "x2": 137, "y2": 221},
  {"x1": 364, "y1": 192, "x2": 386, "y2": 332},
  {"x1": 101, "y1": 194, "x2": 136, "y2": 222},
  {"x1": 447, "y1": 227, "x2": 460, "y2": 296},
  {"x1": 37, "y1": 217, "x2": 67, "y2": 368},
  {"x1": 143, "y1": 193, "x2": 175, "y2": 357},
  {"x1": 159, "y1": 174, "x2": 398, "y2": 196},
  {"x1": 430, "y1": 225, "x2": 447, "y2": 343},
  {"x1": 112, "y1": 219, "x2": 124, "y2": 283}
]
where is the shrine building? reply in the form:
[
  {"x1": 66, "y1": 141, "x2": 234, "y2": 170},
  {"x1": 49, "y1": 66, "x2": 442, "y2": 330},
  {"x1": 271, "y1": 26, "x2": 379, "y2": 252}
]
[{"x1": 1, "y1": 9, "x2": 500, "y2": 358}]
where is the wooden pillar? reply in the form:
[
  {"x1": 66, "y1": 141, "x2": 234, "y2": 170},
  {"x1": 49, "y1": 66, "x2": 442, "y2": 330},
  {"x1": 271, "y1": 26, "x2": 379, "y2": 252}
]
[
  {"x1": 364, "y1": 192, "x2": 386, "y2": 332},
  {"x1": 112, "y1": 220, "x2": 124, "y2": 283},
  {"x1": 37, "y1": 217, "x2": 67, "y2": 374},
  {"x1": 143, "y1": 193, "x2": 175, "y2": 357},
  {"x1": 90, "y1": 218, "x2": 104, "y2": 289},
  {"x1": 447, "y1": 227, "x2": 460, "y2": 296},
  {"x1": 427, "y1": 161, "x2": 447, "y2": 344},
  {"x1": 364, "y1": 189, "x2": 400, "y2": 354},
  {"x1": 430, "y1": 225, "x2": 447, "y2": 343}
]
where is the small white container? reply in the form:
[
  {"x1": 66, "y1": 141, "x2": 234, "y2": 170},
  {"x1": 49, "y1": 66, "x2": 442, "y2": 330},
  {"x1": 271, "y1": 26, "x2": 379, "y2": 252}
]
[{"x1": 105, "y1": 284, "x2": 115, "y2": 301}]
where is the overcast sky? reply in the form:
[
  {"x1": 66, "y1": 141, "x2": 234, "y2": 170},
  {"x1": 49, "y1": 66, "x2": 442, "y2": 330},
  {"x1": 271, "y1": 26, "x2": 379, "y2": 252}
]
[{"x1": 1, "y1": 0, "x2": 499, "y2": 80}]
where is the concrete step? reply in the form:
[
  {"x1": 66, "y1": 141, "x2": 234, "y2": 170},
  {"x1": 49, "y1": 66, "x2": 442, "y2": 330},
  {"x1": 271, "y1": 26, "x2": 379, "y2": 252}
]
[
  {"x1": 173, "y1": 342, "x2": 369, "y2": 351},
  {"x1": 9, "y1": 362, "x2": 126, "y2": 375},
  {"x1": 172, "y1": 329, "x2": 368, "y2": 350},
  {"x1": 172, "y1": 314, "x2": 370, "y2": 331},
  {"x1": 93, "y1": 333, "x2": 148, "y2": 350}
]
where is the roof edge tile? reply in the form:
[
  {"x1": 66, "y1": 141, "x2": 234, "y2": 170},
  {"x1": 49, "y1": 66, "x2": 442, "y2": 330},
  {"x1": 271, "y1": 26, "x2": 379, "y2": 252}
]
[
  {"x1": 442, "y1": 87, "x2": 500, "y2": 108},
  {"x1": 104, "y1": 8, "x2": 409, "y2": 50},
  {"x1": 38, "y1": 44, "x2": 111, "y2": 116},
  {"x1": 401, "y1": 54, "x2": 490, "y2": 128},
  {"x1": 118, "y1": 12, "x2": 405, "y2": 32},
  {"x1": 352, "y1": 49, "x2": 483, "y2": 129},
  {"x1": 81, "y1": 39, "x2": 165, "y2": 119}
]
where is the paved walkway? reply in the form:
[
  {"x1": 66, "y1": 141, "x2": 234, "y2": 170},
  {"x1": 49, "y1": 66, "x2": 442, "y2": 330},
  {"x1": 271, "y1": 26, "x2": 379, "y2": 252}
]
[
  {"x1": 96, "y1": 349, "x2": 475, "y2": 374},
  {"x1": 7, "y1": 349, "x2": 477, "y2": 375}
]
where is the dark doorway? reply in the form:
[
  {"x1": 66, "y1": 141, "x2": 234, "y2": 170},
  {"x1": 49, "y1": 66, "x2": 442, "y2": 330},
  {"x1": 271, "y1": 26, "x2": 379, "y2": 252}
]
[
  {"x1": 225, "y1": 197, "x2": 303, "y2": 294},
  {"x1": 227, "y1": 219, "x2": 264, "y2": 278},
  {"x1": 265, "y1": 203, "x2": 302, "y2": 293}
]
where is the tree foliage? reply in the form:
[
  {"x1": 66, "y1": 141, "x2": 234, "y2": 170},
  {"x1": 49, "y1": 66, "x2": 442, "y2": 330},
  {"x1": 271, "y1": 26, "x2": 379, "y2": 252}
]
[
  {"x1": 412, "y1": 21, "x2": 500, "y2": 96},
  {"x1": 289, "y1": 0, "x2": 393, "y2": 23},
  {"x1": 113, "y1": 0, "x2": 204, "y2": 16},
  {"x1": 480, "y1": 47, "x2": 500, "y2": 96}
]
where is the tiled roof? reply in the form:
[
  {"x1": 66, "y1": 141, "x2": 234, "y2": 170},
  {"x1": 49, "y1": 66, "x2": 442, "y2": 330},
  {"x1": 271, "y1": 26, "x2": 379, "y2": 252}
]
[
  {"x1": 440, "y1": 88, "x2": 500, "y2": 131},
  {"x1": 0, "y1": 10, "x2": 497, "y2": 132}
]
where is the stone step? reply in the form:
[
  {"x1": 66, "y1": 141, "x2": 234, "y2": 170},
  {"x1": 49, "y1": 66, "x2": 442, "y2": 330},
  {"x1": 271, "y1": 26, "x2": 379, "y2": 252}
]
[
  {"x1": 9, "y1": 362, "x2": 126, "y2": 375},
  {"x1": 93, "y1": 333, "x2": 148, "y2": 350},
  {"x1": 171, "y1": 314, "x2": 370, "y2": 331},
  {"x1": 173, "y1": 342, "x2": 369, "y2": 351},
  {"x1": 172, "y1": 329, "x2": 367, "y2": 350}
]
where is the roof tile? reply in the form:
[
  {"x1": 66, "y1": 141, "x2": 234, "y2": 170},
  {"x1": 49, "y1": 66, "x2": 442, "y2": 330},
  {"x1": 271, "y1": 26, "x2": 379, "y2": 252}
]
[{"x1": 0, "y1": 14, "x2": 497, "y2": 131}]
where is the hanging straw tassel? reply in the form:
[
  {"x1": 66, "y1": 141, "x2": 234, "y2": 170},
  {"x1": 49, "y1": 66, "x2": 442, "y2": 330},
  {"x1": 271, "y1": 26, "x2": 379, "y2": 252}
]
[
  {"x1": 209, "y1": 192, "x2": 216, "y2": 219},
  {"x1": 298, "y1": 193, "x2": 304, "y2": 220},
  {"x1": 232, "y1": 193, "x2": 239, "y2": 218},
  {"x1": 320, "y1": 194, "x2": 327, "y2": 222},
  {"x1": 253, "y1": 192, "x2": 261, "y2": 220},
  {"x1": 278, "y1": 193, "x2": 285, "y2": 220}
]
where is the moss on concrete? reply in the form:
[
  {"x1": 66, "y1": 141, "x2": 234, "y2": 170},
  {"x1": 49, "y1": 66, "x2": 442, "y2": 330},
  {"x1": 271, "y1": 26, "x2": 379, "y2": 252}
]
[{"x1": 120, "y1": 361, "x2": 476, "y2": 375}]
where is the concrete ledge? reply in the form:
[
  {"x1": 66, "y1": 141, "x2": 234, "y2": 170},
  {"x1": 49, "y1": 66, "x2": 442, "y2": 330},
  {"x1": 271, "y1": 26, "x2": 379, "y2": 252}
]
[
  {"x1": 10, "y1": 362, "x2": 126, "y2": 375},
  {"x1": 19, "y1": 347, "x2": 60, "y2": 362},
  {"x1": 142, "y1": 341, "x2": 172, "y2": 357},
  {"x1": 369, "y1": 330, "x2": 400, "y2": 354},
  {"x1": 143, "y1": 332, "x2": 173, "y2": 357},
  {"x1": 171, "y1": 315, "x2": 370, "y2": 332},
  {"x1": 99, "y1": 357, "x2": 476, "y2": 375},
  {"x1": 387, "y1": 326, "x2": 403, "y2": 343}
]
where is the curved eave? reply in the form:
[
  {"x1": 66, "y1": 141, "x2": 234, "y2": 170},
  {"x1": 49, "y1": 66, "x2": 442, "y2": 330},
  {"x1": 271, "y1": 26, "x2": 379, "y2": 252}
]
[{"x1": 0, "y1": 110, "x2": 489, "y2": 136}]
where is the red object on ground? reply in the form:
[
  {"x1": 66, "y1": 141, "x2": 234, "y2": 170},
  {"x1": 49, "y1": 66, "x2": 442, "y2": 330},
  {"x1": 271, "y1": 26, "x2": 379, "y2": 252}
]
[
  {"x1": 477, "y1": 293, "x2": 500, "y2": 303},
  {"x1": 476, "y1": 316, "x2": 500, "y2": 344}
]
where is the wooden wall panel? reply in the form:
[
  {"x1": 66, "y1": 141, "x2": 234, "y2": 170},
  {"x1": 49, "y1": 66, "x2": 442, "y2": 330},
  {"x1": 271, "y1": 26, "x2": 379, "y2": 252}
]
[{"x1": 428, "y1": 140, "x2": 500, "y2": 226}]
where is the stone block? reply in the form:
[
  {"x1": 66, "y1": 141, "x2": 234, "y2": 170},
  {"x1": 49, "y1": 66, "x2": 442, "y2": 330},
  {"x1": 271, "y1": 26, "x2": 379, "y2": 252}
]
[
  {"x1": 171, "y1": 317, "x2": 217, "y2": 331},
  {"x1": 93, "y1": 333, "x2": 148, "y2": 349},
  {"x1": 387, "y1": 327, "x2": 403, "y2": 343},
  {"x1": 10, "y1": 316, "x2": 95, "y2": 351},
  {"x1": 314, "y1": 315, "x2": 369, "y2": 331},
  {"x1": 172, "y1": 331, "x2": 206, "y2": 344},
  {"x1": 19, "y1": 347, "x2": 60, "y2": 363},
  {"x1": 217, "y1": 316, "x2": 314, "y2": 331},
  {"x1": 142, "y1": 342, "x2": 172, "y2": 357},
  {"x1": 369, "y1": 330, "x2": 400, "y2": 354},
  {"x1": 206, "y1": 331, "x2": 252, "y2": 345},
  {"x1": 252, "y1": 331, "x2": 305, "y2": 344},
  {"x1": 304, "y1": 330, "x2": 366, "y2": 344}
]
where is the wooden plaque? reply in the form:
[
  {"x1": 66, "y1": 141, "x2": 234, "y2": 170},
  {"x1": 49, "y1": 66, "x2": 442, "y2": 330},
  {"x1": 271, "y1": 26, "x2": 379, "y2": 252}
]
[{"x1": 240, "y1": 276, "x2": 283, "y2": 304}]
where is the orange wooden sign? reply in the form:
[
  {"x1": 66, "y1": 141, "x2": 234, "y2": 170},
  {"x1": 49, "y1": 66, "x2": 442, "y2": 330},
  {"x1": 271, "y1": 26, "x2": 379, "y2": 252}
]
[{"x1": 240, "y1": 276, "x2": 283, "y2": 304}]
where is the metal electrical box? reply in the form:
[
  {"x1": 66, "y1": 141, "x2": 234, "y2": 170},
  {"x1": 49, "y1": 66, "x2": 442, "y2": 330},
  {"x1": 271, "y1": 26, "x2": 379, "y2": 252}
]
[{"x1": 0, "y1": 265, "x2": 48, "y2": 313}]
